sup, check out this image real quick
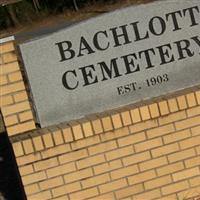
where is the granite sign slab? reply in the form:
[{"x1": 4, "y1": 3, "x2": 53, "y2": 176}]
[{"x1": 20, "y1": 0, "x2": 200, "y2": 127}]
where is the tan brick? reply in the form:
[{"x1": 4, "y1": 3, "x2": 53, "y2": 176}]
[
  {"x1": 149, "y1": 103, "x2": 160, "y2": 118},
  {"x1": 121, "y1": 111, "x2": 132, "y2": 126},
  {"x1": 90, "y1": 193, "x2": 115, "y2": 200},
  {"x1": 115, "y1": 184, "x2": 144, "y2": 199},
  {"x1": 163, "y1": 129, "x2": 191, "y2": 144},
  {"x1": 39, "y1": 176, "x2": 64, "y2": 190},
  {"x1": 177, "y1": 185, "x2": 200, "y2": 200},
  {"x1": 191, "y1": 126, "x2": 200, "y2": 136},
  {"x1": 64, "y1": 168, "x2": 93, "y2": 184},
  {"x1": 22, "y1": 171, "x2": 46, "y2": 185},
  {"x1": 118, "y1": 195, "x2": 132, "y2": 199},
  {"x1": 139, "y1": 105, "x2": 151, "y2": 121},
  {"x1": 159, "y1": 101, "x2": 170, "y2": 116},
  {"x1": 91, "y1": 118, "x2": 103, "y2": 134},
  {"x1": 129, "y1": 120, "x2": 158, "y2": 133},
  {"x1": 16, "y1": 153, "x2": 41, "y2": 166},
  {"x1": 175, "y1": 116, "x2": 200, "y2": 130},
  {"x1": 0, "y1": 62, "x2": 19, "y2": 75},
  {"x1": 1, "y1": 42, "x2": 15, "y2": 53},
  {"x1": 51, "y1": 129, "x2": 64, "y2": 145},
  {"x1": 101, "y1": 116, "x2": 113, "y2": 132},
  {"x1": 196, "y1": 91, "x2": 200, "y2": 104},
  {"x1": 4, "y1": 115, "x2": 18, "y2": 126},
  {"x1": 168, "y1": 148, "x2": 196, "y2": 163},
  {"x1": 155, "y1": 194, "x2": 177, "y2": 200},
  {"x1": 22, "y1": 139, "x2": 34, "y2": 154},
  {"x1": 8, "y1": 71, "x2": 22, "y2": 82},
  {"x1": 168, "y1": 98, "x2": 179, "y2": 113},
  {"x1": 173, "y1": 167, "x2": 200, "y2": 182},
  {"x1": 12, "y1": 142, "x2": 24, "y2": 157},
  {"x1": 196, "y1": 146, "x2": 200, "y2": 155},
  {"x1": 110, "y1": 164, "x2": 139, "y2": 180},
  {"x1": 41, "y1": 143, "x2": 70, "y2": 159},
  {"x1": 52, "y1": 182, "x2": 81, "y2": 197},
  {"x1": 1, "y1": 101, "x2": 30, "y2": 116},
  {"x1": 60, "y1": 125, "x2": 74, "y2": 142},
  {"x1": 135, "y1": 137, "x2": 163, "y2": 152},
  {"x1": 2, "y1": 52, "x2": 17, "y2": 63},
  {"x1": 187, "y1": 106, "x2": 200, "y2": 117},
  {"x1": 19, "y1": 165, "x2": 34, "y2": 176},
  {"x1": 69, "y1": 187, "x2": 98, "y2": 200},
  {"x1": 24, "y1": 184, "x2": 40, "y2": 195},
  {"x1": 184, "y1": 156, "x2": 200, "y2": 168},
  {"x1": 28, "y1": 191, "x2": 52, "y2": 200},
  {"x1": 7, "y1": 120, "x2": 36, "y2": 136},
  {"x1": 0, "y1": 75, "x2": 8, "y2": 85},
  {"x1": 71, "y1": 135, "x2": 100, "y2": 150},
  {"x1": 161, "y1": 180, "x2": 189, "y2": 195},
  {"x1": 157, "y1": 162, "x2": 184, "y2": 176},
  {"x1": 111, "y1": 113, "x2": 123, "y2": 129},
  {"x1": 13, "y1": 91, "x2": 28, "y2": 102},
  {"x1": 147, "y1": 124, "x2": 175, "y2": 139},
  {"x1": 71, "y1": 123, "x2": 84, "y2": 140},
  {"x1": 105, "y1": 145, "x2": 134, "y2": 161},
  {"x1": 133, "y1": 189, "x2": 161, "y2": 200},
  {"x1": 158, "y1": 110, "x2": 186, "y2": 126},
  {"x1": 186, "y1": 93, "x2": 197, "y2": 107},
  {"x1": 76, "y1": 154, "x2": 105, "y2": 169},
  {"x1": 139, "y1": 156, "x2": 168, "y2": 171},
  {"x1": 128, "y1": 170, "x2": 156, "y2": 185},
  {"x1": 59, "y1": 149, "x2": 88, "y2": 164},
  {"x1": 130, "y1": 108, "x2": 141, "y2": 123},
  {"x1": 0, "y1": 81, "x2": 25, "y2": 96},
  {"x1": 42, "y1": 132, "x2": 54, "y2": 148},
  {"x1": 144, "y1": 175, "x2": 172, "y2": 190},
  {"x1": 100, "y1": 127, "x2": 129, "y2": 142},
  {"x1": 99, "y1": 178, "x2": 127, "y2": 194},
  {"x1": 123, "y1": 151, "x2": 151, "y2": 166},
  {"x1": 19, "y1": 111, "x2": 33, "y2": 122},
  {"x1": 179, "y1": 135, "x2": 200, "y2": 150},
  {"x1": 0, "y1": 95, "x2": 13, "y2": 107},
  {"x1": 189, "y1": 176, "x2": 200, "y2": 187},
  {"x1": 82, "y1": 121, "x2": 93, "y2": 137},
  {"x1": 88, "y1": 140, "x2": 117, "y2": 155},
  {"x1": 34, "y1": 157, "x2": 58, "y2": 171},
  {"x1": 177, "y1": 95, "x2": 188, "y2": 110},
  {"x1": 151, "y1": 143, "x2": 179, "y2": 158},
  {"x1": 93, "y1": 159, "x2": 122, "y2": 175},
  {"x1": 0, "y1": 55, "x2": 2, "y2": 64},
  {"x1": 53, "y1": 195, "x2": 69, "y2": 200},
  {"x1": 47, "y1": 162, "x2": 75, "y2": 178},
  {"x1": 32, "y1": 136, "x2": 44, "y2": 151},
  {"x1": 82, "y1": 173, "x2": 110, "y2": 189},
  {"x1": 117, "y1": 131, "x2": 146, "y2": 147}
]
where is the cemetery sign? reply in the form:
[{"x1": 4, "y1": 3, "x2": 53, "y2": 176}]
[{"x1": 20, "y1": 0, "x2": 200, "y2": 127}]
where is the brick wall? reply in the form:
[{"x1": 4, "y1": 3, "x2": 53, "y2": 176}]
[
  {"x1": 0, "y1": 37, "x2": 36, "y2": 136},
  {"x1": 1, "y1": 37, "x2": 200, "y2": 200},
  {"x1": 10, "y1": 90, "x2": 200, "y2": 200}
]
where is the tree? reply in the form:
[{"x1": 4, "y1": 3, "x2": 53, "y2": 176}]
[
  {"x1": 0, "y1": 192, "x2": 6, "y2": 200},
  {"x1": 6, "y1": 4, "x2": 20, "y2": 26},
  {"x1": 72, "y1": 0, "x2": 79, "y2": 11}
]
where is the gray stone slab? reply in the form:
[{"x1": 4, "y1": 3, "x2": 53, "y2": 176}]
[{"x1": 20, "y1": 0, "x2": 200, "y2": 128}]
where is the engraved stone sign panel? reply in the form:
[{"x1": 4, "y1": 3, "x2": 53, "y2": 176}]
[{"x1": 20, "y1": 0, "x2": 200, "y2": 127}]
